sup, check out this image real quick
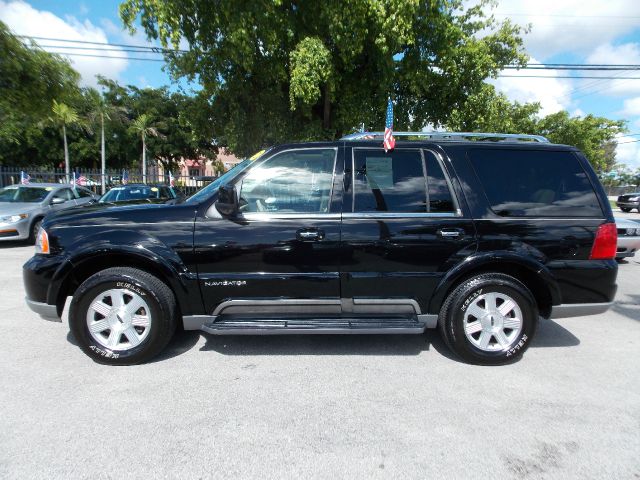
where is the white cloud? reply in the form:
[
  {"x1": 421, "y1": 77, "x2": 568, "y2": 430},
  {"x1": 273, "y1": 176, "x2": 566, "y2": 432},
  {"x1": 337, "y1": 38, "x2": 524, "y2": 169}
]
[
  {"x1": 620, "y1": 97, "x2": 640, "y2": 116},
  {"x1": 582, "y1": 43, "x2": 640, "y2": 96},
  {"x1": 0, "y1": 0, "x2": 128, "y2": 87},
  {"x1": 491, "y1": 0, "x2": 640, "y2": 60},
  {"x1": 616, "y1": 134, "x2": 640, "y2": 169},
  {"x1": 490, "y1": 59, "x2": 573, "y2": 116}
]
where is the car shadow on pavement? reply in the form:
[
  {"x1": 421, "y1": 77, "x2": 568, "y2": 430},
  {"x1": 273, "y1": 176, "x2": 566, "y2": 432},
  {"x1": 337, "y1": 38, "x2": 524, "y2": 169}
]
[
  {"x1": 611, "y1": 295, "x2": 640, "y2": 322},
  {"x1": 531, "y1": 319, "x2": 580, "y2": 348},
  {"x1": 67, "y1": 320, "x2": 580, "y2": 363},
  {"x1": 0, "y1": 240, "x2": 30, "y2": 248},
  {"x1": 200, "y1": 332, "x2": 436, "y2": 357},
  {"x1": 66, "y1": 329, "x2": 202, "y2": 363}
]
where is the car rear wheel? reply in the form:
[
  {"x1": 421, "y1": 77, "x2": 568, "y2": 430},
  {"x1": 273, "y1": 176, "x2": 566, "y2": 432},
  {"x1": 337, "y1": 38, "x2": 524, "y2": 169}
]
[
  {"x1": 69, "y1": 267, "x2": 177, "y2": 365},
  {"x1": 438, "y1": 273, "x2": 538, "y2": 365}
]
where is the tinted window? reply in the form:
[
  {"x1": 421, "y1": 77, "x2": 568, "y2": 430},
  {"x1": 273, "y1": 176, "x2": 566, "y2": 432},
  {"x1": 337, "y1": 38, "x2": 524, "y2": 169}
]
[
  {"x1": 469, "y1": 149, "x2": 602, "y2": 217},
  {"x1": 239, "y1": 149, "x2": 335, "y2": 213},
  {"x1": 353, "y1": 149, "x2": 426, "y2": 212},
  {"x1": 425, "y1": 153, "x2": 456, "y2": 213},
  {"x1": 0, "y1": 186, "x2": 49, "y2": 203},
  {"x1": 75, "y1": 188, "x2": 93, "y2": 198},
  {"x1": 53, "y1": 188, "x2": 74, "y2": 202}
]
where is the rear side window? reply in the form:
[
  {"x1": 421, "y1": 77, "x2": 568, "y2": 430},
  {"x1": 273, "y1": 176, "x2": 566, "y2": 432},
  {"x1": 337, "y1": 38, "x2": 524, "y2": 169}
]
[
  {"x1": 469, "y1": 149, "x2": 602, "y2": 217},
  {"x1": 352, "y1": 149, "x2": 457, "y2": 213}
]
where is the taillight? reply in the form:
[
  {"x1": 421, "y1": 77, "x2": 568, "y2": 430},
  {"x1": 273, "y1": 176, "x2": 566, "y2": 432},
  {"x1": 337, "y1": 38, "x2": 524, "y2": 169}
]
[
  {"x1": 35, "y1": 227, "x2": 49, "y2": 255},
  {"x1": 589, "y1": 223, "x2": 617, "y2": 260}
]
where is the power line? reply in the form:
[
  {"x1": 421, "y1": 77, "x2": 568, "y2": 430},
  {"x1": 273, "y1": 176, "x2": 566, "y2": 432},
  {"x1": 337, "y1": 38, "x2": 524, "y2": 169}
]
[
  {"x1": 17, "y1": 34, "x2": 188, "y2": 53},
  {"x1": 498, "y1": 75, "x2": 640, "y2": 79},
  {"x1": 44, "y1": 51, "x2": 166, "y2": 62},
  {"x1": 493, "y1": 13, "x2": 640, "y2": 18}
]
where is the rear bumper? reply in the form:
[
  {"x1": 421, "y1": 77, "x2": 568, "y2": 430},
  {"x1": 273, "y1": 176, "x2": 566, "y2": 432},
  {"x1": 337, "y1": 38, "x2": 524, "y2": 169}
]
[
  {"x1": 25, "y1": 297, "x2": 61, "y2": 321},
  {"x1": 550, "y1": 302, "x2": 613, "y2": 319}
]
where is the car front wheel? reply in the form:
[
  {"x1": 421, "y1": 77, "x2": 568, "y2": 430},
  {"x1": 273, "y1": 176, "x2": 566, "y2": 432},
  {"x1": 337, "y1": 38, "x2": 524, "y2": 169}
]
[
  {"x1": 69, "y1": 267, "x2": 177, "y2": 365},
  {"x1": 438, "y1": 273, "x2": 538, "y2": 365}
]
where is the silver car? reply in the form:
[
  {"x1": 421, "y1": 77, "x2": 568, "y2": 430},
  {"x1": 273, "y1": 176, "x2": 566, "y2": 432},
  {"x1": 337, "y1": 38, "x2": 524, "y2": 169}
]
[
  {"x1": 615, "y1": 216, "x2": 640, "y2": 259},
  {"x1": 0, "y1": 183, "x2": 98, "y2": 243}
]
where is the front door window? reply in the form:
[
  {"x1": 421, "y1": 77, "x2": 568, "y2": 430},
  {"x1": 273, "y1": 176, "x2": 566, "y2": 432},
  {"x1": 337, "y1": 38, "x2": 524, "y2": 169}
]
[{"x1": 238, "y1": 148, "x2": 336, "y2": 213}]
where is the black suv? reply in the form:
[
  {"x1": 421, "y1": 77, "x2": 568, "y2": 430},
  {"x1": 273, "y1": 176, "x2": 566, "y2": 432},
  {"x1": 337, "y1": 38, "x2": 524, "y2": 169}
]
[{"x1": 23, "y1": 132, "x2": 618, "y2": 365}]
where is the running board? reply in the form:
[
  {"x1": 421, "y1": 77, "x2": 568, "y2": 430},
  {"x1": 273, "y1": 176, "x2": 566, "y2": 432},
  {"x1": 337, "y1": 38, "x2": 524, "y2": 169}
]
[{"x1": 199, "y1": 317, "x2": 427, "y2": 335}]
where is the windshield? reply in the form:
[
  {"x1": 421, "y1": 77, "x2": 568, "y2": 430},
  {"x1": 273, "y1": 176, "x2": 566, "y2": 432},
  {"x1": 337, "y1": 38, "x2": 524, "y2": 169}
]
[
  {"x1": 100, "y1": 185, "x2": 172, "y2": 203},
  {"x1": 0, "y1": 186, "x2": 49, "y2": 203},
  {"x1": 185, "y1": 158, "x2": 254, "y2": 204}
]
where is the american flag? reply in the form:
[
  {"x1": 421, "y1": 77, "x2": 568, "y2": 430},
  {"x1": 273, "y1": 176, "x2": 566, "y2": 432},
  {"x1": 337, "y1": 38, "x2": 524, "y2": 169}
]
[
  {"x1": 122, "y1": 169, "x2": 129, "y2": 185},
  {"x1": 169, "y1": 171, "x2": 175, "y2": 187},
  {"x1": 20, "y1": 171, "x2": 30, "y2": 185},
  {"x1": 383, "y1": 98, "x2": 396, "y2": 152},
  {"x1": 72, "y1": 171, "x2": 87, "y2": 187}
]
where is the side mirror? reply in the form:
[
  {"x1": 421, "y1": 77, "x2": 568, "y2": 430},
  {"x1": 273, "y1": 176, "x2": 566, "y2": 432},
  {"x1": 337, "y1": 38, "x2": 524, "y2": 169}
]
[
  {"x1": 214, "y1": 184, "x2": 238, "y2": 216},
  {"x1": 50, "y1": 197, "x2": 66, "y2": 205}
]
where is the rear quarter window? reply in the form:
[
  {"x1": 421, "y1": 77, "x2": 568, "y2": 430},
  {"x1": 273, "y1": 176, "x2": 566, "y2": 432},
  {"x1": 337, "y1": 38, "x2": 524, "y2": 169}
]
[{"x1": 468, "y1": 149, "x2": 603, "y2": 217}]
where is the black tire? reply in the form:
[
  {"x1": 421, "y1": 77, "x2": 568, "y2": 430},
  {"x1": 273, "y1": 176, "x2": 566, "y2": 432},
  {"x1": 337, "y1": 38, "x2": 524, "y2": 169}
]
[
  {"x1": 69, "y1": 267, "x2": 177, "y2": 365},
  {"x1": 620, "y1": 207, "x2": 631, "y2": 212},
  {"x1": 28, "y1": 217, "x2": 43, "y2": 244},
  {"x1": 438, "y1": 273, "x2": 538, "y2": 365}
]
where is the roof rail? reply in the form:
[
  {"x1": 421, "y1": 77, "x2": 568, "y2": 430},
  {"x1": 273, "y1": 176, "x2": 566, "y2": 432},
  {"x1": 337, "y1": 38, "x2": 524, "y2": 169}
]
[{"x1": 340, "y1": 131, "x2": 550, "y2": 143}]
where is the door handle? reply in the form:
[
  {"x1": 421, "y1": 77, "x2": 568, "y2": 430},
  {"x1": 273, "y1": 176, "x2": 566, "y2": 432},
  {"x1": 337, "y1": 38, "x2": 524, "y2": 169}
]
[
  {"x1": 297, "y1": 228, "x2": 325, "y2": 242},
  {"x1": 437, "y1": 228, "x2": 464, "y2": 239}
]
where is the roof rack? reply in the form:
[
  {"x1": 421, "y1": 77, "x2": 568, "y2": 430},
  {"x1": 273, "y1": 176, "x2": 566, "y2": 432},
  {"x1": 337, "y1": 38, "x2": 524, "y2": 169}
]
[{"x1": 340, "y1": 131, "x2": 550, "y2": 143}]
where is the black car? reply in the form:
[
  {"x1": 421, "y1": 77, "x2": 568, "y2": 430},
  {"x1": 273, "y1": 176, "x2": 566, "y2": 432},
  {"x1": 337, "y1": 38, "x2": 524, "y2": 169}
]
[
  {"x1": 98, "y1": 184, "x2": 184, "y2": 205},
  {"x1": 616, "y1": 192, "x2": 640, "y2": 212},
  {"x1": 23, "y1": 132, "x2": 618, "y2": 366}
]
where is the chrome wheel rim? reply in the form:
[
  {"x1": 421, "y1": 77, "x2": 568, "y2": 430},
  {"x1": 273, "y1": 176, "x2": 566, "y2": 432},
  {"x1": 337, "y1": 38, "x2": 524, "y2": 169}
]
[
  {"x1": 463, "y1": 291, "x2": 523, "y2": 352},
  {"x1": 86, "y1": 288, "x2": 152, "y2": 351}
]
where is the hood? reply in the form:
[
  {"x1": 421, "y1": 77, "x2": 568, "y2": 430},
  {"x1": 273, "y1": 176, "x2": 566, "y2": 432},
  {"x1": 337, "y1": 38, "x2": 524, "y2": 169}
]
[
  {"x1": 97, "y1": 198, "x2": 172, "y2": 206},
  {"x1": 0, "y1": 202, "x2": 43, "y2": 216},
  {"x1": 42, "y1": 201, "x2": 196, "y2": 230}
]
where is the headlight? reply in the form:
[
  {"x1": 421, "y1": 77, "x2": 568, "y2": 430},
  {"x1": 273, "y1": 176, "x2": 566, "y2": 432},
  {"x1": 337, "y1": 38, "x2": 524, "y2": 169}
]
[
  {"x1": 35, "y1": 227, "x2": 49, "y2": 255},
  {"x1": 626, "y1": 228, "x2": 635, "y2": 236},
  {"x1": 0, "y1": 213, "x2": 28, "y2": 224},
  {"x1": 636, "y1": 228, "x2": 640, "y2": 236}
]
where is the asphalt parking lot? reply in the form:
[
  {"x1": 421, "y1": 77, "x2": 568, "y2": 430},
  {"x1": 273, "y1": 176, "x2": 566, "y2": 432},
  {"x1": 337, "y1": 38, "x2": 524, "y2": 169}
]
[{"x1": 1, "y1": 223, "x2": 639, "y2": 479}]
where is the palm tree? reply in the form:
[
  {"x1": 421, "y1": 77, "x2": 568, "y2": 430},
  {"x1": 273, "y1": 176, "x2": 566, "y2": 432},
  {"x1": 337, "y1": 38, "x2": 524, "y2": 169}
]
[
  {"x1": 50, "y1": 100, "x2": 81, "y2": 183},
  {"x1": 88, "y1": 90, "x2": 127, "y2": 194},
  {"x1": 130, "y1": 114, "x2": 161, "y2": 184}
]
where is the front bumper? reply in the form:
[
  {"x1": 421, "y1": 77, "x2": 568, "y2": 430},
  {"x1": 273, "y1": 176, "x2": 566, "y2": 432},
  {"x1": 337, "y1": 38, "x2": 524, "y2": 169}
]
[
  {"x1": 0, "y1": 218, "x2": 30, "y2": 241},
  {"x1": 25, "y1": 297, "x2": 61, "y2": 321},
  {"x1": 616, "y1": 236, "x2": 640, "y2": 258},
  {"x1": 616, "y1": 201, "x2": 640, "y2": 210}
]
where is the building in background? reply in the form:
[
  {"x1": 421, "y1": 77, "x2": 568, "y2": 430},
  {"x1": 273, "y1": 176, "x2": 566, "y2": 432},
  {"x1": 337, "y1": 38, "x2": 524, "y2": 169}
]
[{"x1": 159, "y1": 149, "x2": 242, "y2": 186}]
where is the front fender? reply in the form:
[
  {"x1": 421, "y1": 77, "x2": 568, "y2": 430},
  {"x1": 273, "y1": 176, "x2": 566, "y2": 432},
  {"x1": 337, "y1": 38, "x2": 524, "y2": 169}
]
[
  {"x1": 49, "y1": 229, "x2": 199, "y2": 316},
  {"x1": 427, "y1": 251, "x2": 562, "y2": 314}
]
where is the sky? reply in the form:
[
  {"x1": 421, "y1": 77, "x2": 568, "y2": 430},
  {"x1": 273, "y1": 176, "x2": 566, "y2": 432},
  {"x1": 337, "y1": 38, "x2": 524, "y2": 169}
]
[{"x1": 2, "y1": 0, "x2": 640, "y2": 168}]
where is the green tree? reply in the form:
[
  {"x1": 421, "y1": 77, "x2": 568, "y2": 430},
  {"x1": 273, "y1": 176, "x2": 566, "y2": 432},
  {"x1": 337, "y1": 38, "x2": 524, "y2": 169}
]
[
  {"x1": 87, "y1": 88, "x2": 128, "y2": 193},
  {"x1": 120, "y1": 0, "x2": 528, "y2": 155},
  {"x1": 130, "y1": 113, "x2": 161, "y2": 183},
  {"x1": 49, "y1": 100, "x2": 84, "y2": 182},
  {"x1": 0, "y1": 20, "x2": 80, "y2": 163},
  {"x1": 538, "y1": 112, "x2": 626, "y2": 173},
  {"x1": 446, "y1": 84, "x2": 541, "y2": 134}
]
